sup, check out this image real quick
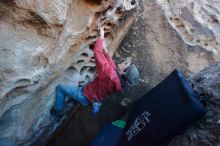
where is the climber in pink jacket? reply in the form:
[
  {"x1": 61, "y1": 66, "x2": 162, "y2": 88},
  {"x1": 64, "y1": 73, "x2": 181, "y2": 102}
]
[{"x1": 50, "y1": 28, "x2": 139, "y2": 118}]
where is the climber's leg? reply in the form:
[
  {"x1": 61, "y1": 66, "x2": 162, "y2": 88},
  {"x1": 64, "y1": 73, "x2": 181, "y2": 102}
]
[{"x1": 54, "y1": 84, "x2": 79, "y2": 111}]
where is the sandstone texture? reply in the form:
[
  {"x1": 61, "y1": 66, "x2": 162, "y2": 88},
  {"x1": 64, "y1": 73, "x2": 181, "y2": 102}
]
[
  {"x1": 156, "y1": 0, "x2": 220, "y2": 58},
  {"x1": 0, "y1": 0, "x2": 220, "y2": 146},
  {"x1": 0, "y1": 0, "x2": 139, "y2": 145}
]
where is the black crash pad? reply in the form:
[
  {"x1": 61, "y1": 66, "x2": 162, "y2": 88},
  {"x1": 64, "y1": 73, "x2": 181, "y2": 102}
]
[{"x1": 118, "y1": 69, "x2": 206, "y2": 146}]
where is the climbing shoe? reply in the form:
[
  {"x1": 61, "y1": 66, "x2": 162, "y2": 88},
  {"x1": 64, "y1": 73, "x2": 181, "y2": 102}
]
[{"x1": 92, "y1": 102, "x2": 102, "y2": 116}]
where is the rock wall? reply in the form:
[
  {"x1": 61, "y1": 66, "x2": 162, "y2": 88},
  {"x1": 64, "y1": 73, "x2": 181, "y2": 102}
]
[
  {"x1": 0, "y1": 0, "x2": 139, "y2": 145},
  {"x1": 156, "y1": 0, "x2": 220, "y2": 58},
  {"x1": 1, "y1": 0, "x2": 220, "y2": 145}
]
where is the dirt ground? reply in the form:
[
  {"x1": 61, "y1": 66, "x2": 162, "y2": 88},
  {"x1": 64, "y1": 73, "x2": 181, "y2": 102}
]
[{"x1": 46, "y1": 0, "x2": 218, "y2": 146}]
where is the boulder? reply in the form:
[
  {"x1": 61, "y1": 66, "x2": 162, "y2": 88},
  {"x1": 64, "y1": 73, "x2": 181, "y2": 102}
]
[{"x1": 0, "y1": 0, "x2": 139, "y2": 145}]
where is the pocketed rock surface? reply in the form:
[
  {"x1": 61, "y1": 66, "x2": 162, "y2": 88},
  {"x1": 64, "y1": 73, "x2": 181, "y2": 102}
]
[{"x1": 0, "y1": 0, "x2": 220, "y2": 146}]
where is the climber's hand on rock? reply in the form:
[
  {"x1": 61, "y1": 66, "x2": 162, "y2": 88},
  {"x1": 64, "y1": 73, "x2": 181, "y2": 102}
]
[{"x1": 99, "y1": 27, "x2": 104, "y2": 39}]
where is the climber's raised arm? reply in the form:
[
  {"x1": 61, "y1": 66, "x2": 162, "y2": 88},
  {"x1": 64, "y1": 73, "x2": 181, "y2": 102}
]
[{"x1": 93, "y1": 28, "x2": 110, "y2": 75}]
